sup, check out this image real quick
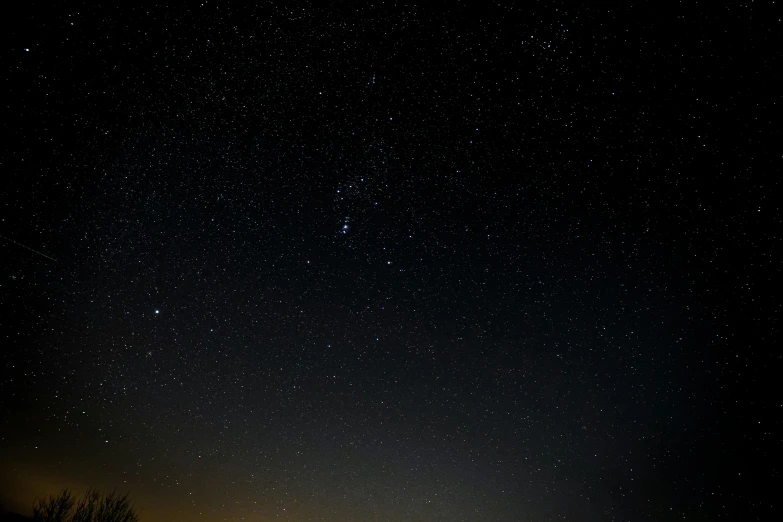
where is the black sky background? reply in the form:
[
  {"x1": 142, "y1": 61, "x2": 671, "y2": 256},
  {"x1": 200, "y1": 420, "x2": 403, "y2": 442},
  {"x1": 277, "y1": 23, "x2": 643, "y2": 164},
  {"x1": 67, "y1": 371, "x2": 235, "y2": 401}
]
[{"x1": 1, "y1": 1, "x2": 779, "y2": 520}]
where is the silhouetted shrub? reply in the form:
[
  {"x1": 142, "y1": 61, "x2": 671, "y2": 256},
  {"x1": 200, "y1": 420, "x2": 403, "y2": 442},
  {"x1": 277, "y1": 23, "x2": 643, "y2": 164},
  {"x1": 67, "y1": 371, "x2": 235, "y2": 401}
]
[{"x1": 32, "y1": 489, "x2": 139, "y2": 522}]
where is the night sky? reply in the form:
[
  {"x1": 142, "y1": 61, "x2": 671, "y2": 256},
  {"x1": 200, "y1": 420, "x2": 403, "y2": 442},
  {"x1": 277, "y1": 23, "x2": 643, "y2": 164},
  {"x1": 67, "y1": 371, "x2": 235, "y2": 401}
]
[{"x1": 0, "y1": 2, "x2": 779, "y2": 521}]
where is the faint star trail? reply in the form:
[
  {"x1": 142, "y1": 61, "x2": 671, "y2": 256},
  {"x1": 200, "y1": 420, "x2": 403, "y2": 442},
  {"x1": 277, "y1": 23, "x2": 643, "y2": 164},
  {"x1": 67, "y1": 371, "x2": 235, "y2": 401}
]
[{"x1": 0, "y1": 233, "x2": 57, "y2": 261}]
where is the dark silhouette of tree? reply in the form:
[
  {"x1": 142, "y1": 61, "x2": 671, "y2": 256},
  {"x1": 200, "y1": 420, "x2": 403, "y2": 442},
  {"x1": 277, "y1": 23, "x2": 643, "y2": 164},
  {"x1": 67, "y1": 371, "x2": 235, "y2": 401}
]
[{"x1": 32, "y1": 489, "x2": 139, "y2": 522}]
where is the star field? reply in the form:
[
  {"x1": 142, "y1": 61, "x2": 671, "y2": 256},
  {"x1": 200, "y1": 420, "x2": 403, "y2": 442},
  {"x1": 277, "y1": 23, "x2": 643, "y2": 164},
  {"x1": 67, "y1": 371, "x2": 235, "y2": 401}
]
[{"x1": 0, "y1": 2, "x2": 779, "y2": 521}]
